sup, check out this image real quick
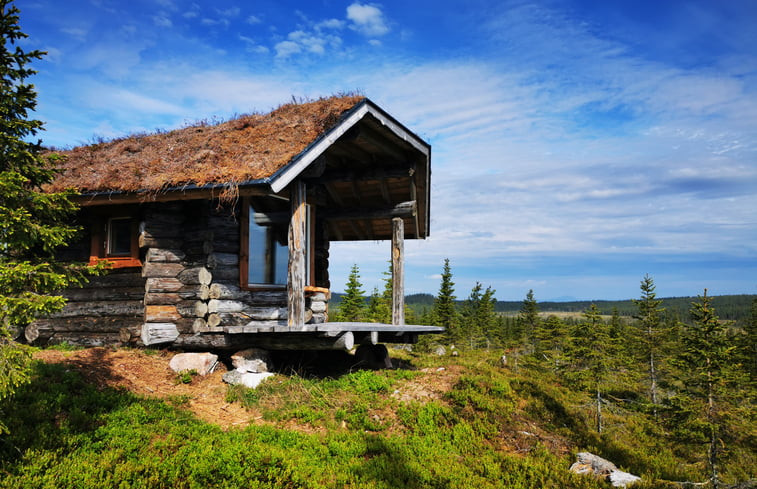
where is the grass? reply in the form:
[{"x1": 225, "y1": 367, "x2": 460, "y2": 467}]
[{"x1": 0, "y1": 349, "x2": 753, "y2": 488}]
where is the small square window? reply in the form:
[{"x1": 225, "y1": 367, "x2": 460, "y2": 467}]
[{"x1": 107, "y1": 217, "x2": 133, "y2": 256}]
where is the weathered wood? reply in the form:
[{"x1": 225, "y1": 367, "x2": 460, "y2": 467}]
[
  {"x1": 142, "y1": 262, "x2": 184, "y2": 278},
  {"x1": 146, "y1": 248, "x2": 185, "y2": 263},
  {"x1": 207, "y1": 312, "x2": 248, "y2": 328},
  {"x1": 248, "y1": 290, "x2": 287, "y2": 306},
  {"x1": 144, "y1": 292, "x2": 182, "y2": 305},
  {"x1": 207, "y1": 299, "x2": 246, "y2": 314},
  {"x1": 144, "y1": 305, "x2": 181, "y2": 322},
  {"x1": 138, "y1": 235, "x2": 182, "y2": 249},
  {"x1": 173, "y1": 333, "x2": 234, "y2": 349},
  {"x1": 391, "y1": 217, "x2": 405, "y2": 326},
  {"x1": 62, "y1": 287, "x2": 145, "y2": 302},
  {"x1": 24, "y1": 322, "x2": 53, "y2": 344},
  {"x1": 209, "y1": 283, "x2": 248, "y2": 300},
  {"x1": 145, "y1": 277, "x2": 183, "y2": 293},
  {"x1": 321, "y1": 200, "x2": 416, "y2": 221},
  {"x1": 288, "y1": 180, "x2": 306, "y2": 330},
  {"x1": 48, "y1": 332, "x2": 125, "y2": 347},
  {"x1": 139, "y1": 226, "x2": 182, "y2": 240},
  {"x1": 87, "y1": 272, "x2": 145, "y2": 288},
  {"x1": 209, "y1": 240, "x2": 237, "y2": 254},
  {"x1": 141, "y1": 322, "x2": 180, "y2": 345},
  {"x1": 172, "y1": 300, "x2": 208, "y2": 318},
  {"x1": 226, "y1": 332, "x2": 354, "y2": 351},
  {"x1": 209, "y1": 266, "x2": 239, "y2": 282},
  {"x1": 207, "y1": 252, "x2": 239, "y2": 268},
  {"x1": 27, "y1": 317, "x2": 141, "y2": 336},
  {"x1": 53, "y1": 301, "x2": 143, "y2": 318},
  {"x1": 178, "y1": 284, "x2": 210, "y2": 301},
  {"x1": 177, "y1": 267, "x2": 212, "y2": 285}
]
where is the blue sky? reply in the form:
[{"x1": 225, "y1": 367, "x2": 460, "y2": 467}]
[{"x1": 17, "y1": 0, "x2": 757, "y2": 301}]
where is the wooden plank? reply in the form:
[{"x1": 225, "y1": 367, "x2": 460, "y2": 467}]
[
  {"x1": 145, "y1": 305, "x2": 181, "y2": 322},
  {"x1": 287, "y1": 180, "x2": 306, "y2": 329},
  {"x1": 392, "y1": 217, "x2": 405, "y2": 326},
  {"x1": 321, "y1": 200, "x2": 416, "y2": 221},
  {"x1": 315, "y1": 322, "x2": 444, "y2": 333}
]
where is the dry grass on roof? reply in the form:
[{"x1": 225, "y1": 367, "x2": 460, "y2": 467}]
[{"x1": 47, "y1": 94, "x2": 365, "y2": 194}]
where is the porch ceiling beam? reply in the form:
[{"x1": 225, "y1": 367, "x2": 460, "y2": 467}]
[
  {"x1": 321, "y1": 200, "x2": 416, "y2": 221},
  {"x1": 308, "y1": 165, "x2": 415, "y2": 184}
]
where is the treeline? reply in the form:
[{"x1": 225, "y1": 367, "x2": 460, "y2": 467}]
[{"x1": 334, "y1": 261, "x2": 757, "y2": 487}]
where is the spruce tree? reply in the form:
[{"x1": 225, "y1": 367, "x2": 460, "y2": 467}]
[
  {"x1": 517, "y1": 289, "x2": 540, "y2": 352},
  {"x1": 336, "y1": 264, "x2": 365, "y2": 321},
  {"x1": 0, "y1": 1, "x2": 91, "y2": 415},
  {"x1": 568, "y1": 303, "x2": 614, "y2": 433},
  {"x1": 431, "y1": 258, "x2": 458, "y2": 340},
  {"x1": 632, "y1": 274, "x2": 667, "y2": 418},
  {"x1": 674, "y1": 290, "x2": 735, "y2": 489}
]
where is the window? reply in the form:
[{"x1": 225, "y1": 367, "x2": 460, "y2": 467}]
[
  {"x1": 241, "y1": 199, "x2": 314, "y2": 289},
  {"x1": 89, "y1": 214, "x2": 141, "y2": 268}
]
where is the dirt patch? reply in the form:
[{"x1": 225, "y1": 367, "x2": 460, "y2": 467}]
[
  {"x1": 34, "y1": 347, "x2": 254, "y2": 429},
  {"x1": 391, "y1": 365, "x2": 463, "y2": 402}
]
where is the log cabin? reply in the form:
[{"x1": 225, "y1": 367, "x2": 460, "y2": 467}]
[{"x1": 28, "y1": 95, "x2": 442, "y2": 354}]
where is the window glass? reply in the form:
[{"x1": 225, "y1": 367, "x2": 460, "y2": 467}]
[
  {"x1": 107, "y1": 218, "x2": 132, "y2": 256},
  {"x1": 248, "y1": 207, "x2": 288, "y2": 285}
]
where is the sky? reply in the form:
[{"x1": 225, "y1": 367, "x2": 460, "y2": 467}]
[{"x1": 15, "y1": 0, "x2": 757, "y2": 301}]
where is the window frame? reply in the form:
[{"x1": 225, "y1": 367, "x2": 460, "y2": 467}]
[
  {"x1": 240, "y1": 197, "x2": 316, "y2": 291},
  {"x1": 89, "y1": 212, "x2": 141, "y2": 269}
]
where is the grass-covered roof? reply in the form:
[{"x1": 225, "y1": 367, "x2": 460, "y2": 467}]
[{"x1": 47, "y1": 95, "x2": 365, "y2": 194}]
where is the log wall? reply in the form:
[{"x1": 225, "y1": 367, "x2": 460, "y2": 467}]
[{"x1": 30, "y1": 198, "x2": 332, "y2": 349}]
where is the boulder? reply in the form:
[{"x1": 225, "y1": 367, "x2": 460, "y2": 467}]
[
  {"x1": 231, "y1": 348, "x2": 272, "y2": 373},
  {"x1": 169, "y1": 352, "x2": 218, "y2": 376},
  {"x1": 222, "y1": 369, "x2": 275, "y2": 388},
  {"x1": 432, "y1": 345, "x2": 446, "y2": 356},
  {"x1": 570, "y1": 452, "x2": 640, "y2": 487}
]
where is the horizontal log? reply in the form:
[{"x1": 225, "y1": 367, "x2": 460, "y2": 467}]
[
  {"x1": 173, "y1": 300, "x2": 208, "y2": 318},
  {"x1": 222, "y1": 332, "x2": 355, "y2": 351},
  {"x1": 138, "y1": 235, "x2": 182, "y2": 249},
  {"x1": 142, "y1": 262, "x2": 184, "y2": 279},
  {"x1": 209, "y1": 266, "x2": 239, "y2": 282},
  {"x1": 207, "y1": 253, "x2": 239, "y2": 268},
  {"x1": 207, "y1": 299, "x2": 246, "y2": 314},
  {"x1": 209, "y1": 283, "x2": 248, "y2": 300},
  {"x1": 139, "y1": 226, "x2": 182, "y2": 239},
  {"x1": 52, "y1": 301, "x2": 143, "y2": 318},
  {"x1": 178, "y1": 284, "x2": 210, "y2": 301},
  {"x1": 209, "y1": 240, "x2": 238, "y2": 254},
  {"x1": 87, "y1": 272, "x2": 145, "y2": 288},
  {"x1": 48, "y1": 332, "x2": 125, "y2": 348},
  {"x1": 321, "y1": 200, "x2": 416, "y2": 221},
  {"x1": 144, "y1": 292, "x2": 182, "y2": 305},
  {"x1": 145, "y1": 277, "x2": 183, "y2": 293},
  {"x1": 27, "y1": 317, "x2": 141, "y2": 338},
  {"x1": 183, "y1": 242, "x2": 213, "y2": 256},
  {"x1": 177, "y1": 267, "x2": 212, "y2": 285},
  {"x1": 62, "y1": 287, "x2": 145, "y2": 302},
  {"x1": 248, "y1": 291, "x2": 287, "y2": 306},
  {"x1": 173, "y1": 333, "x2": 235, "y2": 349},
  {"x1": 146, "y1": 248, "x2": 185, "y2": 263},
  {"x1": 145, "y1": 305, "x2": 181, "y2": 322},
  {"x1": 207, "y1": 312, "x2": 249, "y2": 328},
  {"x1": 141, "y1": 322, "x2": 179, "y2": 345}
]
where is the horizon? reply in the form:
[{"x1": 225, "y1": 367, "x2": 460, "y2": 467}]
[{"x1": 18, "y1": 0, "x2": 757, "y2": 301}]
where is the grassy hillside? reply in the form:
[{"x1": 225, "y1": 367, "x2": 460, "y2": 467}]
[{"x1": 0, "y1": 346, "x2": 753, "y2": 488}]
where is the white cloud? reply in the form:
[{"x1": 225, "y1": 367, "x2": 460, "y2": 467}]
[
  {"x1": 246, "y1": 15, "x2": 262, "y2": 25},
  {"x1": 347, "y1": 3, "x2": 389, "y2": 36},
  {"x1": 274, "y1": 40, "x2": 301, "y2": 58},
  {"x1": 316, "y1": 18, "x2": 345, "y2": 30},
  {"x1": 217, "y1": 7, "x2": 240, "y2": 18}
]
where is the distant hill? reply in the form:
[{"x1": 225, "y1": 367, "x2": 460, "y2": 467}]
[{"x1": 332, "y1": 293, "x2": 756, "y2": 324}]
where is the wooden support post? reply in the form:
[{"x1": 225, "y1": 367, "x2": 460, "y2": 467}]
[
  {"x1": 288, "y1": 180, "x2": 306, "y2": 330},
  {"x1": 391, "y1": 217, "x2": 405, "y2": 326}
]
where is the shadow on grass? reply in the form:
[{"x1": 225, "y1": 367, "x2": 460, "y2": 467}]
[{"x1": 0, "y1": 360, "x2": 138, "y2": 463}]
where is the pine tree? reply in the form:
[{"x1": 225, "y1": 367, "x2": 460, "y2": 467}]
[
  {"x1": 431, "y1": 258, "x2": 458, "y2": 340},
  {"x1": 336, "y1": 264, "x2": 365, "y2": 321},
  {"x1": 674, "y1": 290, "x2": 735, "y2": 489},
  {"x1": 460, "y1": 282, "x2": 497, "y2": 349},
  {"x1": 534, "y1": 314, "x2": 568, "y2": 370},
  {"x1": 632, "y1": 274, "x2": 667, "y2": 418},
  {"x1": 0, "y1": 1, "x2": 92, "y2": 418}
]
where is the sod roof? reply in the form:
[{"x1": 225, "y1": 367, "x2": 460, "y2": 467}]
[{"x1": 47, "y1": 95, "x2": 366, "y2": 194}]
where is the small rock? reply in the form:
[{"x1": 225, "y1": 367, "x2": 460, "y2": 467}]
[
  {"x1": 169, "y1": 352, "x2": 218, "y2": 376},
  {"x1": 569, "y1": 452, "x2": 641, "y2": 487},
  {"x1": 499, "y1": 354, "x2": 507, "y2": 366},
  {"x1": 231, "y1": 348, "x2": 272, "y2": 373},
  {"x1": 432, "y1": 345, "x2": 446, "y2": 356},
  {"x1": 222, "y1": 369, "x2": 275, "y2": 388}
]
